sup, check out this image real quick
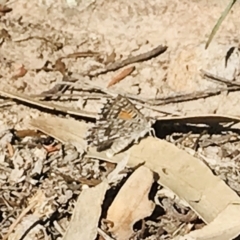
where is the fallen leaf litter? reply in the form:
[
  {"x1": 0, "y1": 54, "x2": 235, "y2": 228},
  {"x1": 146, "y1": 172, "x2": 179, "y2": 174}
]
[{"x1": 1, "y1": 1, "x2": 240, "y2": 240}]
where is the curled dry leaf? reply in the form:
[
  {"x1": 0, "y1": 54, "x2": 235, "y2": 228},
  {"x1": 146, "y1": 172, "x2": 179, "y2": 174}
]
[
  {"x1": 107, "y1": 66, "x2": 135, "y2": 88},
  {"x1": 12, "y1": 64, "x2": 27, "y2": 80},
  {"x1": 128, "y1": 137, "x2": 240, "y2": 224},
  {"x1": 173, "y1": 204, "x2": 240, "y2": 240},
  {"x1": 106, "y1": 166, "x2": 155, "y2": 240}
]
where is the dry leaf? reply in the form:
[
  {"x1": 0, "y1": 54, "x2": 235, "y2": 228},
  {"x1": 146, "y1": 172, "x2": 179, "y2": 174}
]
[
  {"x1": 88, "y1": 137, "x2": 240, "y2": 224},
  {"x1": 29, "y1": 116, "x2": 240, "y2": 226},
  {"x1": 127, "y1": 137, "x2": 240, "y2": 224},
  {"x1": 30, "y1": 116, "x2": 88, "y2": 151},
  {"x1": 107, "y1": 166, "x2": 155, "y2": 240},
  {"x1": 12, "y1": 64, "x2": 27, "y2": 80},
  {"x1": 174, "y1": 204, "x2": 240, "y2": 240},
  {"x1": 63, "y1": 180, "x2": 109, "y2": 240},
  {"x1": 107, "y1": 66, "x2": 135, "y2": 88}
]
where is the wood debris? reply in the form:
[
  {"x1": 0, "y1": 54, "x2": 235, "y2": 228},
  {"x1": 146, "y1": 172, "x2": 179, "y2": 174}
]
[
  {"x1": 107, "y1": 66, "x2": 135, "y2": 88},
  {"x1": 27, "y1": 115, "x2": 240, "y2": 239},
  {"x1": 63, "y1": 180, "x2": 109, "y2": 240},
  {"x1": 106, "y1": 166, "x2": 155, "y2": 240}
]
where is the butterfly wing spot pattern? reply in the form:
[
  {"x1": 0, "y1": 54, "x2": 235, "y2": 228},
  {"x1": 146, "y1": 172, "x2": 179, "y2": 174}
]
[{"x1": 86, "y1": 95, "x2": 156, "y2": 157}]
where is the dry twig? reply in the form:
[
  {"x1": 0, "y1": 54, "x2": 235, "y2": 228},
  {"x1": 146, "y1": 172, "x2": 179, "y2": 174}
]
[
  {"x1": 201, "y1": 69, "x2": 240, "y2": 86},
  {"x1": 89, "y1": 45, "x2": 167, "y2": 77}
]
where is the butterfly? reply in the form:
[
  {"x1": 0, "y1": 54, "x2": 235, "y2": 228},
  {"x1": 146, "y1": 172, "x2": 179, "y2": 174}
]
[{"x1": 86, "y1": 95, "x2": 156, "y2": 157}]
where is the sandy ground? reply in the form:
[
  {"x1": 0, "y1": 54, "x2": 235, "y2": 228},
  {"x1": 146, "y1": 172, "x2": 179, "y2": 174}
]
[
  {"x1": 1, "y1": 0, "x2": 240, "y2": 239},
  {"x1": 1, "y1": 0, "x2": 240, "y2": 119}
]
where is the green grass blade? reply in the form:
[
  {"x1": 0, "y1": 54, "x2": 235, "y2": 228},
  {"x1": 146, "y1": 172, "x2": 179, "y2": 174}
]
[{"x1": 205, "y1": 0, "x2": 237, "y2": 49}]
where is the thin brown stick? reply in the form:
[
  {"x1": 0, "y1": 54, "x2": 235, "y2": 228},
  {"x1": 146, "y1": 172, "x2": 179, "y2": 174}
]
[
  {"x1": 41, "y1": 78, "x2": 240, "y2": 107},
  {"x1": 31, "y1": 93, "x2": 106, "y2": 100},
  {"x1": 0, "y1": 89, "x2": 97, "y2": 120},
  {"x1": 145, "y1": 85, "x2": 240, "y2": 105},
  {"x1": 2, "y1": 200, "x2": 38, "y2": 240},
  {"x1": 200, "y1": 69, "x2": 240, "y2": 86},
  {"x1": 89, "y1": 45, "x2": 167, "y2": 77},
  {"x1": 66, "y1": 51, "x2": 99, "y2": 58}
]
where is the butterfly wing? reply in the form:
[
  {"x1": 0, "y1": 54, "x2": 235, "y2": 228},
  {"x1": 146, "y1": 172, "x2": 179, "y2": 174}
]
[
  {"x1": 87, "y1": 119, "x2": 124, "y2": 151},
  {"x1": 86, "y1": 95, "x2": 151, "y2": 153},
  {"x1": 98, "y1": 95, "x2": 145, "y2": 120}
]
